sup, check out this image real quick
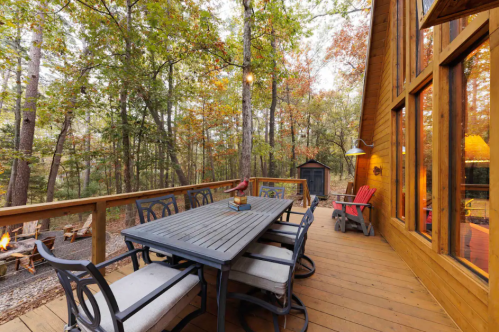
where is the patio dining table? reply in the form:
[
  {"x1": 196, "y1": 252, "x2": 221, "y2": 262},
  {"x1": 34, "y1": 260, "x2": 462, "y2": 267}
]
[{"x1": 121, "y1": 196, "x2": 294, "y2": 332}]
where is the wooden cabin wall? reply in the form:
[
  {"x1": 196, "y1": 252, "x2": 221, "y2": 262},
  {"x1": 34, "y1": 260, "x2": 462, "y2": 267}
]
[{"x1": 354, "y1": 2, "x2": 495, "y2": 332}]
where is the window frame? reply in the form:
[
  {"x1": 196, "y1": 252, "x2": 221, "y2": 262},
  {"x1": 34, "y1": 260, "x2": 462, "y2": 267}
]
[{"x1": 448, "y1": 36, "x2": 491, "y2": 281}]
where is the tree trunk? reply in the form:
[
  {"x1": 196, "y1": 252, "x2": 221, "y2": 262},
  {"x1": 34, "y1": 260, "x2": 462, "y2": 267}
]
[
  {"x1": 135, "y1": 111, "x2": 146, "y2": 191},
  {"x1": 166, "y1": 63, "x2": 188, "y2": 186},
  {"x1": 5, "y1": 25, "x2": 23, "y2": 208},
  {"x1": 83, "y1": 109, "x2": 91, "y2": 193},
  {"x1": 41, "y1": 110, "x2": 72, "y2": 229},
  {"x1": 241, "y1": 0, "x2": 252, "y2": 186},
  {"x1": 287, "y1": 84, "x2": 296, "y2": 177},
  {"x1": 206, "y1": 128, "x2": 216, "y2": 182},
  {"x1": 10, "y1": 1, "x2": 46, "y2": 228},
  {"x1": 122, "y1": 0, "x2": 134, "y2": 227},
  {"x1": 268, "y1": 27, "x2": 277, "y2": 178},
  {"x1": 0, "y1": 68, "x2": 12, "y2": 114}
]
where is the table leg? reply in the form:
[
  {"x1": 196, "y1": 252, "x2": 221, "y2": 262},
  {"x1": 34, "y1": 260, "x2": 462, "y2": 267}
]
[{"x1": 217, "y1": 267, "x2": 230, "y2": 332}]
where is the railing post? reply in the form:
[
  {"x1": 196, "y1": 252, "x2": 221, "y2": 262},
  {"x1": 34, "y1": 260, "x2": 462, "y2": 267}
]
[
  {"x1": 230, "y1": 180, "x2": 237, "y2": 197},
  {"x1": 253, "y1": 177, "x2": 259, "y2": 197},
  {"x1": 302, "y1": 180, "x2": 308, "y2": 208},
  {"x1": 92, "y1": 200, "x2": 107, "y2": 275}
]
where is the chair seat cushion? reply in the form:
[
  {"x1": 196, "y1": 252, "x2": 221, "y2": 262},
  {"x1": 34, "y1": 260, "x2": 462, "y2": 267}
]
[
  {"x1": 261, "y1": 224, "x2": 300, "y2": 245},
  {"x1": 78, "y1": 263, "x2": 200, "y2": 332},
  {"x1": 230, "y1": 243, "x2": 292, "y2": 296}
]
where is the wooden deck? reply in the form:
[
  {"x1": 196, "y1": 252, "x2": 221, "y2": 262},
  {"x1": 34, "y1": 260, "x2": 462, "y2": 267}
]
[{"x1": 1, "y1": 207, "x2": 461, "y2": 332}]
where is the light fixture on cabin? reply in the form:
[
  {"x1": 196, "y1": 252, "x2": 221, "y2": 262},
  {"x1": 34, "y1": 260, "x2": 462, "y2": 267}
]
[
  {"x1": 345, "y1": 139, "x2": 374, "y2": 156},
  {"x1": 465, "y1": 135, "x2": 490, "y2": 164}
]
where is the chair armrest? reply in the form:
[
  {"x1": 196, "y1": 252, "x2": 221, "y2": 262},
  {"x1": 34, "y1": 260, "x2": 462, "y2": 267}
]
[
  {"x1": 35, "y1": 225, "x2": 42, "y2": 230},
  {"x1": 10, "y1": 253, "x2": 26, "y2": 258},
  {"x1": 274, "y1": 221, "x2": 300, "y2": 227},
  {"x1": 11, "y1": 227, "x2": 22, "y2": 233},
  {"x1": 331, "y1": 193, "x2": 356, "y2": 197},
  {"x1": 115, "y1": 264, "x2": 199, "y2": 323},
  {"x1": 266, "y1": 229, "x2": 297, "y2": 236},
  {"x1": 286, "y1": 211, "x2": 305, "y2": 216},
  {"x1": 243, "y1": 253, "x2": 294, "y2": 266},
  {"x1": 337, "y1": 201, "x2": 372, "y2": 207},
  {"x1": 75, "y1": 249, "x2": 144, "y2": 278}
]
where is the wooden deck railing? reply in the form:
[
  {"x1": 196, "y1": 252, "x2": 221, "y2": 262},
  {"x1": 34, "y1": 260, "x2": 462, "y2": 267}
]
[{"x1": 0, "y1": 177, "x2": 310, "y2": 272}]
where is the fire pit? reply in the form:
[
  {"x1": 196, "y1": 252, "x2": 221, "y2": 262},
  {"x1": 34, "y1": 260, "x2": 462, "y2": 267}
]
[{"x1": 0, "y1": 233, "x2": 36, "y2": 262}]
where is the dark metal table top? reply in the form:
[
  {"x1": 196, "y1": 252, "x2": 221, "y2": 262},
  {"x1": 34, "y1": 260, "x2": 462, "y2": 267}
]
[{"x1": 121, "y1": 196, "x2": 293, "y2": 267}]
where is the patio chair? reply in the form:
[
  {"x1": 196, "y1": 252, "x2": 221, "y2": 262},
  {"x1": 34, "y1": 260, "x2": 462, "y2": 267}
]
[
  {"x1": 332, "y1": 185, "x2": 377, "y2": 236},
  {"x1": 135, "y1": 194, "x2": 181, "y2": 264},
  {"x1": 259, "y1": 186, "x2": 285, "y2": 199},
  {"x1": 260, "y1": 196, "x2": 320, "y2": 279},
  {"x1": 63, "y1": 215, "x2": 92, "y2": 243},
  {"x1": 35, "y1": 240, "x2": 207, "y2": 332},
  {"x1": 11, "y1": 236, "x2": 55, "y2": 274},
  {"x1": 11, "y1": 220, "x2": 41, "y2": 242},
  {"x1": 187, "y1": 187, "x2": 213, "y2": 208},
  {"x1": 227, "y1": 209, "x2": 314, "y2": 332}
]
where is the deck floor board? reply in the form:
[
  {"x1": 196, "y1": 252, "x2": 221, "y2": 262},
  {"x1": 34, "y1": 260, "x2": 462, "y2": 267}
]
[{"x1": 0, "y1": 206, "x2": 461, "y2": 332}]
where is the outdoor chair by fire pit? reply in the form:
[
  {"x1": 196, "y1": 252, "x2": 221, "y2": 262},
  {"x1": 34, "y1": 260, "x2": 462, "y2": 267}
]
[
  {"x1": 11, "y1": 220, "x2": 41, "y2": 242},
  {"x1": 187, "y1": 187, "x2": 213, "y2": 208},
  {"x1": 35, "y1": 240, "x2": 207, "y2": 332},
  {"x1": 63, "y1": 215, "x2": 93, "y2": 243},
  {"x1": 332, "y1": 185, "x2": 377, "y2": 236},
  {"x1": 136, "y1": 194, "x2": 183, "y2": 265},
  {"x1": 261, "y1": 196, "x2": 320, "y2": 279},
  {"x1": 227, "y1": 209, "x2": 314, "y2": 332},
  {"x1": 11, "y1": 236, "x2": 55, "y2": 274}
]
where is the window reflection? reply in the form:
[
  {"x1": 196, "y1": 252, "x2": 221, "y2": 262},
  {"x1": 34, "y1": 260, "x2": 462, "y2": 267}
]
[
  {"x1": 396, "y1": 107, "x2": 406, "y2": 221},
  {"x1": 416, "y1": 85, "x2": 433, "y2": 240},
  {"x1": 416, "y1": 7, "x2": 434, "y2": 75},
  {"x1": 451, "y1": 39, "x2": 490, "y2": 277},
  {"x1": 396, "y1": 0, "x2": 406, "y2": 95},
  {"x1": 450, "y1": 15, "x2": 478, "y2": 41}
]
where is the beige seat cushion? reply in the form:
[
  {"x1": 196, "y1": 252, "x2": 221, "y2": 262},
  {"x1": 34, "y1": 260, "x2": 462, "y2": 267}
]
[
  {"x1": 78, "y1": 263, "x2": 200, "y2": 332},
  {"x1": 230, "y1": 243, "x2": 293, "y2": 296},
  {"x1": 261, "y1": 223, "x2": 301, "y2": 245}
]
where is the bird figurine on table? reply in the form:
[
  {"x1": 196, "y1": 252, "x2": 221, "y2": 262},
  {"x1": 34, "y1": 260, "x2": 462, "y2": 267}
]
[{"x1": 224, "y1": 178, "x2": 249, "y2": 196}]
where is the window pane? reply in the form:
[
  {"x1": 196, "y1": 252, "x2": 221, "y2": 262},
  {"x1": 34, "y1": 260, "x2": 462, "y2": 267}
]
[
  {"x1": 422, "y1": 0, "x2": 435, "y2": 15},
  {"x1": 451, "y1": 40, "x2": 490, "y2": 277},
  {"x1": 396, "y1": 0, "x2": 406, "y2": 95},
  {"x1": 396, "y1": 107, "x2": 406, "y2": 221},
  {"x1": 450, "y1": 15, "x2": 478, "y2": 42},
  {"x1": 416, "y1": 84, "x2": 433, "y2": 240},
  {"x1": 416, "y1": 7, "x2": 434, "y2": 74}
]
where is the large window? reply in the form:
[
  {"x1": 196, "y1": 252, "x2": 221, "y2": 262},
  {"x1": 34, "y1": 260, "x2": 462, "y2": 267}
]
[
  {"x1": 396, "y1": 0, "x2": 406, "y2": 95},
  {"x1": 416, "y1": 11, "x2": 434, "y2": 74},
  {"x1": 450, "y1": 15, "x2": 478, "y2": 41},
  {"x1": 416, "y1": 84, "x2": 433, "y2": 240},
  {"x1": 450, "y1": 39, "x2": 490, "y2": 278},
  {"x1": 395, "y1": 107, "x2": 406, "y2": 221}
]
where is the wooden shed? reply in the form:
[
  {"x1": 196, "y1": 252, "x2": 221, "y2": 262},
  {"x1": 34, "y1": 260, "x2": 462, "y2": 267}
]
[{"x1": 296, "y1": 159, "x2": 330, "y2": 197}]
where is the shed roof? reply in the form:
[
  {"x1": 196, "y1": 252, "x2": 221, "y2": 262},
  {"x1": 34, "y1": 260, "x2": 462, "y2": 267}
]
[{"x1": 296, "y1": 159, "x2": 331, "y2": 169}]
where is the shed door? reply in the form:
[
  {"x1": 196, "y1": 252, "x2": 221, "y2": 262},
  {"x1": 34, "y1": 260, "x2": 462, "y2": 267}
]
[{"x1": 301, "y1": 168, "x2": 324, "y2": 196}]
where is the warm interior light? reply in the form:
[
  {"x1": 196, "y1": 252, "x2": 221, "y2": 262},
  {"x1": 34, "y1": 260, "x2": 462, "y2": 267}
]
[
  {"x1": 465, "y1": 135, "x2": 490, "y2": 164},
  {"x1": 346, "y1": 152, "x2": 366, "y2": 156},
  {"x1": 246, "y1": 73, "x2": 254, "y2": 83}
]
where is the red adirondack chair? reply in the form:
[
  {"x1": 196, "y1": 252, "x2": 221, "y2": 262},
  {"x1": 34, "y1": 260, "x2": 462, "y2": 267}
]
[{"x1": 332, "y1": 185, "x2": 377, "y2": 236}]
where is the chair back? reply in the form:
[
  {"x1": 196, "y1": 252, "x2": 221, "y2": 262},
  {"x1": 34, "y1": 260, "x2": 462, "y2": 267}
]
[
  {"x1": 259, "y1": 186, "x2": 285, "y2": 199},
  {"x1": 136, "y1": 194, "x2": 179, "y2": 224},
  {"x1": 23, "y1": 220, "x2": 39, "y2": 234},
  {"x1": 32, "y1": 236, "x2": 56, "y2": 261},
  {"x1": 187, "y1": 188, "x2": 214, "y2": 208},
  {"x1": 292, "y1": 209, "x2": 314, "y2": 262},
  {"x1": 35, "y1": 240, "x2": 122, "y2": 332},
  {"x1": 352, "y1": 185, "x2": 377, "y2": 213},
  {"x1": 310, "y1": 196, "x2": 320, "y2": 213},
  {"x1": 78, "y1": 215, "x2": 93, "y2": 235}
]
